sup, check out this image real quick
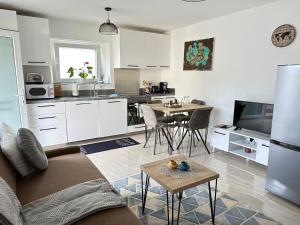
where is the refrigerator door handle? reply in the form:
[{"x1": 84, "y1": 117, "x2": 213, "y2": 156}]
[{"x1": 270, "y1": 139, "x2": 300, "y2": 152}]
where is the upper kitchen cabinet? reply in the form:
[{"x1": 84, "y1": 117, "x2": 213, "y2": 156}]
[
  {"x1": 114, "y1": 29, "x2": 145, "y2": 69},
  {"x1": 17, "y1": 15, "x2": 51, "y2": 66},
  {"x1": 114, "y1": 29, "x2": 170, "y2": 69},
  {"x1": 157, "y1": 34, "x2": 170, "y2": 68}
]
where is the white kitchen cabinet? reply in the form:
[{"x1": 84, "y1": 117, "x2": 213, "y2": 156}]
[
  {"x1": 115, "y1": 29, "x2": 145, "y2": 69},
  {"x1": 256, "y1": 139, "x2": 270, "y2": 166},
  {"x1": 31, "y1": 125, "x2": 67, "y2": 147},
  {"x1": 114, "y1": 29, "x2": 170, "y2": 69},
  {"x1": 17, "y1": 15, "x2": 51, "y2": 66},
  {"x1": 144, "y1": 33, "x2": 159, "y2": 69},
  {"x1": 66, "y1": 101, "x2": 100, "y2": 142},
  {"x1": 99, "y1": 99, "x2": 127, "y2": 137},
  {"x1": 210, "y1": 128, "x2": 230, "y2": 152},
  {"x1": 157, "y1": 34, "x2": 170, "y2": 68},
  {"x1": 27, "y1": 102, "x2": 67, "y2": 147}
]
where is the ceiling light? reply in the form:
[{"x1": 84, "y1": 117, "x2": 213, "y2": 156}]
[{"x1": 99, "y1": 7, "x2": 118, "y2": 35}]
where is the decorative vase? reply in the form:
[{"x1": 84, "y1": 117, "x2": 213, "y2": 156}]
[
  {"x1": 179, "y1": 161, "x2": 190, "y2": 171},
  {"x1": 168, "y1": 160, "x2": 178, "y2": 170},
  {"x1": 72, "y1": 82, "x2": 79, "y2": 97}
]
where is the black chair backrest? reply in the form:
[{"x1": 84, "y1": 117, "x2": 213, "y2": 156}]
[
  {"x1": 189, "y1": 107, "x2": 213, "y2": 130},
  {"x1": 191, "y1": 99, "x2": 205, "y2": 105}
]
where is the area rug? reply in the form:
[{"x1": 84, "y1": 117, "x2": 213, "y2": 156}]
[
  {"x1": 112, "y1": 174, "x2": 281, "y2": 225},
  {"x1": 80, "y1": 138, "x2": 140, "y2": 154}
]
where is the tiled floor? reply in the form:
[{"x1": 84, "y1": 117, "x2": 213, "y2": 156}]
[{"x1": 48, "y1": 132, "x2": 300, "y2": 225}]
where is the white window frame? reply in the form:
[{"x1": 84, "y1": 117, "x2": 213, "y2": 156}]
[{"x1": 51, "y1": 39, "x2": 103, "y2": 83}]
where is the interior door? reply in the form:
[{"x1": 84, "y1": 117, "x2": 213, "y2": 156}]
[{"x1": 0, "y1": 30, "x2": 27, "y2": 130}]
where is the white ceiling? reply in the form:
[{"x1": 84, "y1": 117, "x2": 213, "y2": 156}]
[{"x1": 0, "y1": 0, "x2": 278, "y2": 32}]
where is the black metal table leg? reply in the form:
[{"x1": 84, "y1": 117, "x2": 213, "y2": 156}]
[
  {"x1": 208, "y1": 179, "x2": 218, "y2": 225},
  {"x1": 142, "y1": 175, "x2": 150, "y2": 214},
  {"x1": 161, "y1": 128, "x2": 175, "y2": 152},
  {"x1": 176, "y1": 192, "x2": 183, "y2": 225},
  {"x1": 172, "y1": 194, "x2": 174, "y2": 225},
  {"x1": 166, "y1": 191, "x2": 170, "y2": 224},
  {"x1": 141, "y1": 171, "x2": 143, "y2": 205}
]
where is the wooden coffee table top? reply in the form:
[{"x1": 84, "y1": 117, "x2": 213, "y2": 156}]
[
  {"x1": 148, "y1": 103, "x2": 212, "y2": 115},
  {"x1": 140, "y1": 155, "x2": 219, "y2": 193}
]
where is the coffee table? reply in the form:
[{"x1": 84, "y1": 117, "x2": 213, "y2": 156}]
[{"x1": 140, "y1": 155, "x2": 219, "y2": 225}]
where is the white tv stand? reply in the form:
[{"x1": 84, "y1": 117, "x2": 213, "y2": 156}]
[{"x1": 210, "y1": 127, "x2": 270, "y2": 166}]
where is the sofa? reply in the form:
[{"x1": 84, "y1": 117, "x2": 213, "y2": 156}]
[{"x1": 0, "y1": 146, "x2": 142, "y2": 225}]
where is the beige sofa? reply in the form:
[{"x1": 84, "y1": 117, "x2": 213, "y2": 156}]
[{"x1": 0, "y1": 146, "x2": 142, "y2": 225}]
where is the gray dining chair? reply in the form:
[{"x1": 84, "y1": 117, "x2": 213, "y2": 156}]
[
  {"x1": 141, "y1": 104, "x2": 173, "y2": 155},
  {"x1": 176, "y1": 107, "x2": 213, "y2": 157}
]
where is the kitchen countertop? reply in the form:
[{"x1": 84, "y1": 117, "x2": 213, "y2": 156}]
[{"x1": 26, "y1": 93, "x2": 176, "y2": 104}]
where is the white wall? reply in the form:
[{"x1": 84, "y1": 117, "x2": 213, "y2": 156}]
[
  {"x1": 0, "y1": 9, "x2": 18, "y2": 31},
  {"x1": 162, "y1": 0, "x2": 300, "y2": 125},
  {"x1": 49, "y1": 18, "x2": 162, "y2": 90}
]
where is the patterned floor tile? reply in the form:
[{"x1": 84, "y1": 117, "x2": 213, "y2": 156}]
[{"x1": 114, "y1": 175, "x2": 279, "y2": 225}]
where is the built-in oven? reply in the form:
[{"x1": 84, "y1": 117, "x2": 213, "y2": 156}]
[
  {"x1": 25, "y1": 84, "x2": 55, "y2": 100},
  {"x1": 127, "y1": 96, "x2": 150, "y2": 132}
]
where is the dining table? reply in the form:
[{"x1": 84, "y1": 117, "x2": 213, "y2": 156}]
[{"x1": 148, "y1": 103, "x2": 213, "y2": 153}]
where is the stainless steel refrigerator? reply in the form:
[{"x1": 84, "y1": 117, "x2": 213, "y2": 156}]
[{"x1": 266, "y1": 64, "x2": 300, "y2": 205}]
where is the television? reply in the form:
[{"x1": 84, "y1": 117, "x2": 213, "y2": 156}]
[{"x1": 233, "y1": 100, "x2": 274, "y2": 134}]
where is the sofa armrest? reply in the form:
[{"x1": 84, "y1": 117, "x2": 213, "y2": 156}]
[{"x1": 45, "y1": 146, "x2": 81, "y2": 159}]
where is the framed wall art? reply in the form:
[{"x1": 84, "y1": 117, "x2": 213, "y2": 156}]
[{"x1": 183, "y1": 37, "x2": 214, "y2": 71}]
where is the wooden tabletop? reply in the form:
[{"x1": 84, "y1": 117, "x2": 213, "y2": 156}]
[
  {"x1": 140, "y1": 155, "x2": 219, "y2": 194},
  {"x1": 148, "y1": 103, "x2": 212, "y2": 114}
]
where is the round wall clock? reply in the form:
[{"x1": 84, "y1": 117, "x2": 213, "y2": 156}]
[{"x1": 271, "y1": 24, "x2": 296, "y2": 47}]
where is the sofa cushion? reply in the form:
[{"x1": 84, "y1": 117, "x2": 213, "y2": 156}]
[
  {"x1": 17, "y1": 152, "x2": 102, "y2": 205},
  {"x1": 0, "y1": 177, "x2": 23, "y2": 225},
  {"x1": 0, "y1": 123, "x2": 34, "y2": 177},
  {"x1": 0, "y1": 150, "x2": 17, "y2": 192},
  {"x1": 16, "y1": 128, "x2": 48, "y2": 171}
]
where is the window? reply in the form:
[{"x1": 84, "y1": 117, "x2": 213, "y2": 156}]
[
  {"x1": 52, "y1": 39, "x2": 111, "y2": 84},
  {"x1": 58, "y1": 47, "x2": 97, "y2": 80}
]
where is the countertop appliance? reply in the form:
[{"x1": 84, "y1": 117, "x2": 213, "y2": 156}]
[
  {"x1": 159, "y1": 82, "x2": 168, "y2": 94},
  {"x1": 26, "y1": 72, "x2": 44, "y2": 84},
  {"x1": 233, "y1": 100, "x2": 273, "y2": 134},
  {"x1": 25, "y1": 83, "x2": 54, "y2": 100},
  {"x1": 266, "y1": 64, "x2": 300, "y2": 205},
  {"x1": 151, "y1": 85, "x2": 159, "y2": 94}
]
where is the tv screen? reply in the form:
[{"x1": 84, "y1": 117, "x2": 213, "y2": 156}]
[{"x1": 233, "y1": 100, "x2": 273, "y2": 134}]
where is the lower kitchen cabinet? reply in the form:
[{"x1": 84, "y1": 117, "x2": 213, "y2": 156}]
[
  {"x1": 99, "y1": 99, "x2": 127, "y2": 137},
  {"x1": 66, "y1": 100, "x2": 100, "y2": 142},
  {"x1": 30, "y1": 125, "x2": 67, "y2": 147}
]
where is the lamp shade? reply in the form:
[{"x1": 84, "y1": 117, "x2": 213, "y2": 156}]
[{"x1": 99, "y1": 21, "x2": 118, "y2": 35}]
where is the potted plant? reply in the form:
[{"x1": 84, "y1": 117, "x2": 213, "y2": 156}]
[{"x1": 67, "y1": 62, "x2": 94, "y2": 96}]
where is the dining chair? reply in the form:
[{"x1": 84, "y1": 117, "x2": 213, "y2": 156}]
[
  {"x1": 174, "y1": 99, "x2": 206, "y2": 123},
  {"x1": 141, "y1": 104, "x2": 174, "y2": 155},
  {"x1": 176, "y1": 107, "x2": 213, "y2": 157}
]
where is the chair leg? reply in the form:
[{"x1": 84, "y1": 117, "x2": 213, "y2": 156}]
[
  {"x1": 189, "y1": 131, "x2": 193, "y2": 157},
  {"x1": 197, "y1": 130, "x2": 211, "y2": 154},
  {"x1": 154, "y1": 128, "x2": 158, "y2": 155},
  {"x1": 177, "y1": 129, "x2": 188, "y2": 150},
  {"x1": 158, "y1": 129, "x2": 162, "y2": 145},
  {"x1": 194, "y1": 131, "x2": 200, "y2": 142},
  {"x1": 143, "y1": 129, "x2": 153, "y2": 148},
  {"x1": 205, "y1": 128, "x2": 208, "y2": 144}
]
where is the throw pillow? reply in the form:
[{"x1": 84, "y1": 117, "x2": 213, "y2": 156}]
[
  {"x1": 0, "y1": 123, "x2": 35, "y2": 177},
  {"x1": 16, "y1": 128, "x2": 48, "y2": 171},
  {"x1": 0, "y1": 177, "x2": 23, "y2": 225}
]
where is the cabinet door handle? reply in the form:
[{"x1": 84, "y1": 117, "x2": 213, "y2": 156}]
[
  {"x1": 76, "y1": 103, "x2": 91, "y2": 105},
  {"x1": 37, "y1": 105, "x2": 55, "y2": 108},
  {"x1": 135, "y1": 125, "x2": 145, "y2": 129},
  {"x1": 160, "y1": 66, "x2": 169, "y2": 68},
  {"x1": 28, "y1": 61, "x2": 46, "y2": 64},
  {"x1": 127, "y1": 65, "x2": 139, "y2": 67},
  {"x1": 214, "y1": 131, "x2": 226, "y2": 135},
  {"x1": 146, "y1": 65, "x2": 157, "y2": 68},
  {"x1": 40, "y1": 127, "x2": 56, "y2": 131},
  {"x1": 108, "y1": 101, "x2": 121, "y2": 103},
  {"x1": 262, "y1": 144, "x2": 270, "y2": 148},
  {"x1": 38, "y1": 116, "x2": 56, "y2": 120}
]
